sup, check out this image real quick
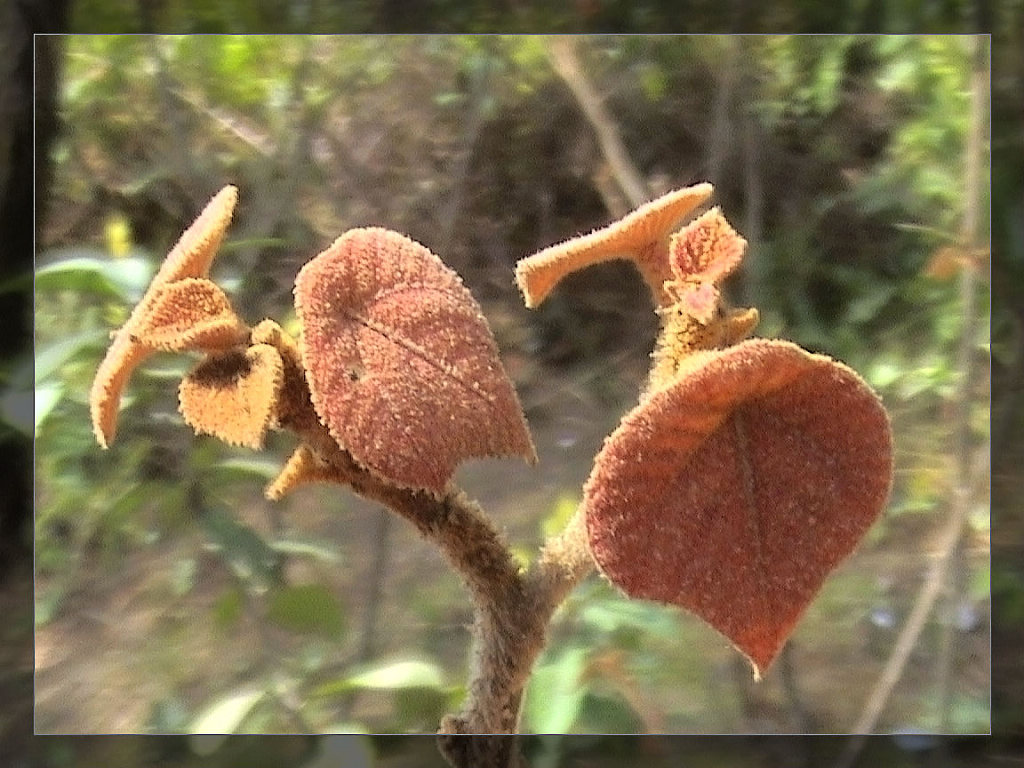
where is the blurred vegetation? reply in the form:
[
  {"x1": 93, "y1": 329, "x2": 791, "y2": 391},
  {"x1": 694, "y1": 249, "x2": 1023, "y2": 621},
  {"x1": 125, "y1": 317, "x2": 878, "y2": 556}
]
[
  {"x1": 63, "y1": 0, "x2": 1003, "y2": 34},
  {"x1": 26, "y1": 32, "x2": 996, "y2": 758}
]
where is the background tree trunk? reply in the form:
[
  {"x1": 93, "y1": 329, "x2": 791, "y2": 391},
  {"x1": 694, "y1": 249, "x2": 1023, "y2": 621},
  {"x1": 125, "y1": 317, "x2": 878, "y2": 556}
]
[
  {"x1": 0, "y1": 3, "x2": 70, "y2": 765},
  {"x1": 0, "y1": 0, "x2": 69, "y2": 575}
]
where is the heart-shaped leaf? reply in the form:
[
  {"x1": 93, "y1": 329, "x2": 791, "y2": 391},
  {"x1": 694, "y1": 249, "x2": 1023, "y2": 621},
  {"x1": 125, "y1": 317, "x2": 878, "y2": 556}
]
[
  {"x1": 179, "y1": 344, "x2": 284, "y2": 450},
  {"x1": 584, "y1": 339, "x2": 892, "y2": 675},
  {"x1": 294, "y1": 227, "x2": 535, "y2": 494}
]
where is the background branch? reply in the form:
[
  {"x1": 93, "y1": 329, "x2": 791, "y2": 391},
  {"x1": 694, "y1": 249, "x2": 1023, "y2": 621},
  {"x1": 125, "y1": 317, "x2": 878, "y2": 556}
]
[
  {"x1": 834, "y1": 447, "x2": 988, "y2": 768},
  {"x1": 546, "y1": 36, "x2": 650, "y2": 208}
]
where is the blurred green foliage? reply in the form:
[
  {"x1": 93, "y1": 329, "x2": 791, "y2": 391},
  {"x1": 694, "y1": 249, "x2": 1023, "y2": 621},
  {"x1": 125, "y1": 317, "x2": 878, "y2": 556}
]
[{"x1": 33, "y1": 34, "x2": 990, "y2": 739}]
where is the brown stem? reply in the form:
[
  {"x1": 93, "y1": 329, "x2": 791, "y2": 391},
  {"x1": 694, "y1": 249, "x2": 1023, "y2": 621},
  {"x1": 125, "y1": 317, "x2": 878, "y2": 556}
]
[
  {"x1": 290, "y1": 412, "x2": 594, "y2": 766},
  {"x1": 436, "y1": 508, "x2": 593, "y2": 767},
  {"x1": 525, "y1": 506, "x2": 595, "y2": 617}
]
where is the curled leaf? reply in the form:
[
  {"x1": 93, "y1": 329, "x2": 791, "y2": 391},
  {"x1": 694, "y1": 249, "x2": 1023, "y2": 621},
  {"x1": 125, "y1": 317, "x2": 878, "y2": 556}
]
[
  {"x1": 250, "y1": 319, "x2": 318, "y2": 432},
  {"x1": 152, "y1": 185, "x2": 239, "y2": 287},
  {"x1": 295, "y1": 227, "x2": 535, "y2": 494},
  {"x1": 515, "y1": 183, "x2": 713, "y2": 309},
  {"x1": 133, "y1": 278, "x2": 248, "y2": 352},
  {"x1": 179, "y1": 344, "x2": 283, "y2": 450},
  {"x1": 584, "y1": 339, "x2": 892, "y2": 675},
  {"x1": 89, "y1": 336, "x2": 150, "y2": 448},
  {"x1": 90, "y1": 185, "x2": 238, "y2": 448}
]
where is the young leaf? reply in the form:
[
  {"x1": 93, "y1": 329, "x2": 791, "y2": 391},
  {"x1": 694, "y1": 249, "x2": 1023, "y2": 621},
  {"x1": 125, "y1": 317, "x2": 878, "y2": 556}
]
[
  {"x1": 178, "y1": 344, "x2": 284, "y2": 450},
  {"x1": 133, "y1": 278, "x2": 247, "y2": 352},
  {"x1": 515, "y1": 184, "x2": 713, "y2": 309},
  {"x1": 667, "y1": 206, "x2": 746, "y2": 285},
  {"x1": 90, "y1": 185, "x2": 238, "y2": 448},
  {"x1": 294, "y1": 227, "x2": 535, "y2": 494},
  {"x1": 584, "y1": 339, "x2": 892, "y2": 676}
]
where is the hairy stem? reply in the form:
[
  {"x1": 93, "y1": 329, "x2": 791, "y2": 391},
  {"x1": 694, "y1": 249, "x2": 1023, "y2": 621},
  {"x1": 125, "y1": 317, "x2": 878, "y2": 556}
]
[{"x1": 292, "y1": 415, "x2": 594, "y2": 766}]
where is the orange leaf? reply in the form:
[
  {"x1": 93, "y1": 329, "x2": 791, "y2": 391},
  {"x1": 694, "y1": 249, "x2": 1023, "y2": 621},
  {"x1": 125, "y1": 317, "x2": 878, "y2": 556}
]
[
  {"x1": 134, "y1": 278, "x2": 247, "y2": 352},
  {"x1": 584, "y1": 339, "x2": 892, "y2": 676},
  {"x1": 295, "y1": 228, "x2": 536, "y2": 495},
  {"x1": 178, "y1": 344, "x2": 283, "y2": 450},
  {"x1": 265, "y1": 444, "x2": 348, "y2": 500},
  {"x1": 515, "y1": 183, "x2": 713, "y2": 309},
  {"x1": 90, "y1": 185, "x2": 238, "y2": 448}
]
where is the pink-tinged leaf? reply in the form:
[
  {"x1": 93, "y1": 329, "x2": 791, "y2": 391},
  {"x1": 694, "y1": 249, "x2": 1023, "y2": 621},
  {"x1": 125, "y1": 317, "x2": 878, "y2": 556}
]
[
  {"x1": 294, "y1": 227, "x2": 536, "y2": 494},
  {"x1": 678, "y1": 282, "x2": 720, "y2": 324},
  {"x1": 668, "y1": 207, "x2": 746, "y2": 285},
  {"x1": 584, "y1": 339, "x2": 892, "y2": 675}
]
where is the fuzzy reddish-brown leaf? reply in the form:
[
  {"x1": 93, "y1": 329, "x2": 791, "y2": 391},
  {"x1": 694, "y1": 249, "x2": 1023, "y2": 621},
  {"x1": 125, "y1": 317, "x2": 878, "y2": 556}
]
[
  {"x1": 668, "y1": 206, "x2": 745, "y2": 285},
  {"x1": 294, "y1": 227, "x2": 536, "y2": 494},
  {"x1": 584, "y1": 339, "x2": 892, "y2": 675},
  {"x1": 178, "y1": 344, "x2": 284, "y2": 450}
]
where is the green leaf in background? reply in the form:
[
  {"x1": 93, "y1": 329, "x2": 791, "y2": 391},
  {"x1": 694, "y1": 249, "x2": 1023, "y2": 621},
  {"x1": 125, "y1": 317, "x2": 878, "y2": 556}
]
[
  {"x1": 35, "y1": 250, "x2": 155, "y2": 301},
  {"x1": 35, "y1": 586, "x2": 64, "y2": 626},
  {"x1": 269, "y1": 537, "x2": 342, "y2": 563},
  {"x1": 147, "y1": 695, "x2": 190, "y2": 733},
  {"x1": 35, "y1": 329, "x2": 110, "y2": 385},
  {"x1": 267, "y1": 583, "x2": 345, "y2": 639},
  {"x1": 211, "y1": 456, "x2": 286, "y2": 482},
  {"x1": 969, "y1": 562, "x2": 991, "y2": 603},
  {"x1": 523, "y1": 646, "x2": 587, "y2": 734},
  {"x1": 578, "y1": 591, "x2": 682, "y2": 642},
  {"x1": 843, "y1": 284, "x2": 898, "y2": 325},
  {"x1": 540, "y1": 493, "x2": 579, "y2": 539},
  {"x1": 171, "y1": 556, "x2": 197, "y2": 597},
  {"x1": 344, "y1": 659, "x2": 445, "y2": 690},
  {"x1": 576, "y1": 690, "x2": 645, "y2": 733},
  {"x1": 200, "y1": 507, "x2": 281, "y2": 591},
  {"x1": 314, "y1": 659, "x2": 446, "y2": 698},
  {"x1": 189, "y1": 686, "x2": 265, "y2": 734},
  {"x1": 866, "y1": 354, "x2": 903, "y2": 390},
  {"x1": 213, "y1": 586, "x2": 244, "y2": 632}
]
